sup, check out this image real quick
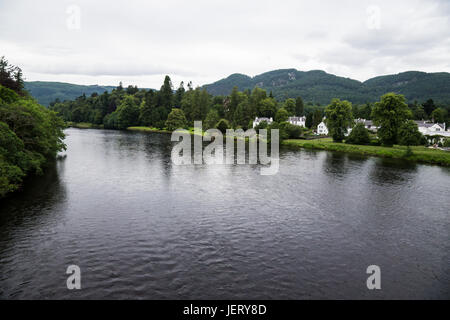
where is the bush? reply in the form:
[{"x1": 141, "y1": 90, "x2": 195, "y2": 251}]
[
  {"x1": 398, "y1": 120, "x2": 423, "y2": 146},
  {"x1": 444, "y1": 138, "x2": 450, "y2": 148},
  {"x1": 346, "y1": 123, "x2": 370, "y2": 145},
  {"x1": 279, "y1": 122, "x2": 303, "y2": 139}
]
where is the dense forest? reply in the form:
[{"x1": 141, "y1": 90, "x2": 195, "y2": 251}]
[
  {"x1": 0, "y1": 57, "x2": 66, "y2": 198},
  {"x1": 204, "y1": 69, "x2": 450, "y2": 105},
  {"x1": 50, "y1": 74, "x2": 450, "y2": 134}
]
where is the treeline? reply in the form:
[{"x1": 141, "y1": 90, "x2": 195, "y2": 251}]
[
  {"x1": 0, "y1": 57, "x2": 66, "y2": 198},
  {"x1": 50, "y1": 76, "x2": 306, "y2": 131},
  {"x1": 50, "y1": 75, "x2": 450, "y2": 135}
]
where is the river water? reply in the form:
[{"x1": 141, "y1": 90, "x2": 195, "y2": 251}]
[{"x1": 0, "y1": 128, "x2": 449, "y2": 299}]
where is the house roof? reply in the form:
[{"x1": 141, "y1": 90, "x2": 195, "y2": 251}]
[
  {"x1": 415, "y1": 121, "x2": 445, "y2": 129},
  {"x1": 288, "y1": 116, "x2": 306, "y2": 121}
]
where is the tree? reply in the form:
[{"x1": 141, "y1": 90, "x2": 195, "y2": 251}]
[
  {"x1": 117, "y1": 95, "x2": 140, "y2": 129},
  {"x1": 411, "y1": 102, "x2": 427, "y2": 120},
  {"x1": 371, "y1": 93, "x2": 412, "y2": 146},
  {"x1": 305, "y1": 113, "x2": 313, "y2": 129},
  {"x1": 431, "y1": 108, "x2": 448, "y2": 123},
  {"x1": 295, "y1": 97, "x2": 304, "y2": 116},
  {"x1": 234, "y1": 99, "x2": 251, "y2": 129},
  {"x1": 0, "y1": 84, "x2": 66, "y2": 197},
  {"x1": 259, "y1": 98, "x2": 277, "y2": 118},
  {"x1": 284, "y1": 98, "x2": 296, "y2": 115},
  {"x1": 422, "y1": 99, "x2": 436, "y2": 118},
  {"x1": 324, "y1": 99, "x2": 354, "y2": 142},
  {"x1": 159, "y1": 75, "x2": 173, "y2": 111},
  {"x1": 173, "y1": 82, "x2": 185, "y2": 108},
  {"x1": 312, "y1": 109, "x2": 323, "y2": 129},
  {"x1": 397, "y1": 120, "x2": 423, "y2": 146},
  {"x1": 215, "y1": 119, "x2": 230, "y2": 133},
  {"x1": 165, "y1": 108, "x2": 187, "y2": 131},
  {"x1": 204, "y1": 109, "x2": 220, "y2": 130},
  {"x1": 346, "y1": 123, "x2": 370, "y2": 145},
  {"x1": 275, "y1": 108, "x2": 289, "y2": 123}
]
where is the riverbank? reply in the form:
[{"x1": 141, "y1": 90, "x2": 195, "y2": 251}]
[
  {"x1": 283, "y1": 138, "x2": 450, "y2": 166},
  {"x1": 67, "y1": 122, "x2": 104, "y2": 129}
]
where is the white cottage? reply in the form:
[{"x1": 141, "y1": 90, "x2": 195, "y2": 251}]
[
  {"x1": 317, "y1": 121, "x2": 329, "y2": 135},
  {"x1": 415, "y1": 121, "x2": 449, "y2": 137},
  {"x1": 288, "y1": 116, "x2": 306, "y2": 127},
  {"x1": 253, "y1": 117, "x2": 273, "y2": 128}
]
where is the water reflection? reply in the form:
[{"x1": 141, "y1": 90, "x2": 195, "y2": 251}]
[{"x1": 0, "y1": 129, "x2": 449, "y2": 299}]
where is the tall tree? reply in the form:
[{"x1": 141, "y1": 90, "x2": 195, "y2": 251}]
[
  {"x1": 372, "y1": 93, "x2": 412, "y2": 146},
  {"x1": 422, "y1": 99, "x2": 436, "y2": 118},
  {"x1": 324, "y1": 99, "x2": 354, "y2": 142},
  {"x1": 295, "y1": 97, "x2": 304, "y2": 116},
  {"x1": 159, "y1": 75, "x2": 173, "y2": 111}
]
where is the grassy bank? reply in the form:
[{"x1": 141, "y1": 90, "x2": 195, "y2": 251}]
[
  {"x1": 67, "y1": 122, "x2": 104, "y2": 129},
  {"x1": 127, "y1": 126, "x2": 171, "y2": 134},
  {"x1": 283, "y1": 138, "x2": 450, "y2": 166}
]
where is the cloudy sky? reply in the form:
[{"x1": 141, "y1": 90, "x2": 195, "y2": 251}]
[{"x1": 1, "y1": 0, "x2": 449, "y2": 89}]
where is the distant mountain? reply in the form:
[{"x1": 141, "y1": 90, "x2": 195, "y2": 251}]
[
  {"x1": 203, "y1": 69, "x2": 450, "y2": 105},
  {"x1": 25, "y1": 82, "x2": 117, "y2": 106}
]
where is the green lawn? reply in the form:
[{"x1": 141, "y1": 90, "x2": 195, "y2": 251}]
[
  {"x1": 127, "y1": 126, "x2": 171, "y2": 133},
  {"x1": 283, "y1": 138, "x2": 450, "y2": 166}
]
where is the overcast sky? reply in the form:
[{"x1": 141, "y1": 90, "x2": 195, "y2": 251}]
[{"x1": 1, "y1": 0, "x2": 449, "y2": 89}]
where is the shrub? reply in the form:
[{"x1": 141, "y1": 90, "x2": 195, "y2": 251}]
[{"x1": 346, "y1": 123, "x2": 370, "y2": 145}]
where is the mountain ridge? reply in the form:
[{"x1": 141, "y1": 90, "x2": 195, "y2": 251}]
[
  {"x1": 25, "y1": 69, "x2": 450, "y2": 106},
  {"x1": 203, "y1": 69, "x2": 450, "y2": 105}
]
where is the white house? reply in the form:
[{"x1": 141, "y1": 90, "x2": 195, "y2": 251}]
[
  {"x1": 317, "y1": 121, "x2": 329, "y2": 135},
  {"x1": 288, "y1": 116, "x2": 306, "y2": 127},
  {"x1": 253, "y1": 117, "x2": 273, "y2": 128},
  {"x1": 415, "y1": 121, "x2": 449, "y2": 137},
  {"x1": 347, "y1": 119, "x2": 380, "y2": 135}
]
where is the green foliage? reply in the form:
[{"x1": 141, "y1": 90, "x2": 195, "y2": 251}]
[
  {"x1": 312, "y1": 109, "x2": 323, "y2": 129},
  {"x1": 275, "y1": 108, "x2": 289, "y2": 123},
  {"x1": 279, "y1": 122, "x2": 303, "y2": 139},
  {"x1": 204, "y1": 109, "x2": 220, "y2": 130},
  {"x1": 295, "y1": 97, "x2": 304, "y2": 116},
  {"x1": 258, "y1": 98, "x2": 277, "y2": 118},
  {"x1": 431, "y1": 108, "x2": 448, "y2": 123},
  {"x1": 181, "y1": 87, "x2": 210, "y2": 123},
  {"x1": 397, "y1": 120, "x2": 424, "y2": 146},
  {"x1": 346, "y1": 123, "x2": 370, "y2": 145},
  {"x1": 324, "y1": 99, "x2": 354, "y2": 142},
  {"x1": 0, "y1": 56, "x2": 25, "y2": 94},
  {"x1": 305, "y1": 113, "x2": 313, "y2": 129},
  {"x1": 116, "y1": 95, "x2": 140, "y2": 129},
  {"x1": 215, "y1": 118, "x2": 230, "y2": 133},
  {"x1": 0, "y1": 84, "x2": 66, "y2": 197},
  {"x1": 443, "y1": 138, "x2": 450, "y2": 148},
  {"x1": 284, "y1": 98, "x2": 296, "y2": 115},
  {"x1": 165, "y1": 108, "x2": 187, "y2": 131},
  {"x1": 371, "y1": 93, "x2": 412, "y2": 146}
]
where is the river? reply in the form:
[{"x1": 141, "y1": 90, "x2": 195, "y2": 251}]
[{"x1": 0, "y1": 128, "x2": 449, "y2": 299}]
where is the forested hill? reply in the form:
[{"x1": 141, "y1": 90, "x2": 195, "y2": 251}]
[
  {"x1": 25, "y1": 81, "x2": 116, "y2": 106},
  {"x1": 203, "y1": 69, "x2": 450, "y2": 105}
]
